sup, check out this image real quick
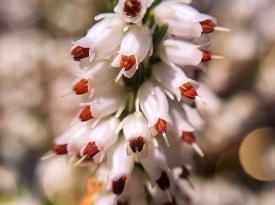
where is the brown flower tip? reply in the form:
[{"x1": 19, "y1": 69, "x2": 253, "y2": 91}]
[
  {"x1": 154, "y1": 118, "x2": 167, "y2": 134},
  {"x1": 73, "y1": 79, "x2": 89, "y2": 95},
  {"x1": 156, "y1": 171, "x2": 170, "y2": 191},
  {"x1": 180, "y1": 166, "x2": 191, "y2": 179},
  {"x1": 201, "y1": 50, "x2": 213, "y2": 62},
  {"x1": 53, "y1": 144, "x2": 68, "y2": 155},
  {"x1": 83, "y1": 142, "x2": 100, "y2": 159},
  {"x1": 181, "y1": 132, "x2": 195, "y2": 145},
  {"x1": 129, "y1": 136, "x2": 146, "y2": 153},
  {"x1": 79, "y1": 106, "x2": 94, "y2": 122},
  {"x1": 112, "y1": 175, "x2": 127, "y2": 195},
  {"x1": 200, "y1": 19, "x2": 216, "y2": 34},
  {"x1": 179, "y1": 82, "x2": 198, "y2": 99},
  {"x1": 120, "y1": 55, "x2": 136, "y2": 71},
  {"x1": 123, "y1": 0, "x2": 142, "y2": 19},
  {"x1": 71, "y1": 45, "x2": 90, "y2": 61}
]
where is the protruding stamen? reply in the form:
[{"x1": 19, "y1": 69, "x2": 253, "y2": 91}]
[
  {"x1": 120, "y1": 55, "x2": 136, "y2": 71},
  {"x1": 181, "y1": 132, "x2": 204, "y2": 157},
  {"x1": 74, "y1": 154, "x2": 87, "y2": 167},
  {"x1": 162, "y1": 132, "x2": 170, "y2": 147},
  {"x1": 41, "y1": 152, "x2": 56, "y2": 160},
  {"x1": 112, "y1": 175, "x2": 127, "y2": 195},
  {"x1": 53, "y1": 144, "x2": 68, "y2": 155},
  {"x1": 179, "y1": 82, "x2": 198, "y2": 99},
  {"x1": 214, "y1": 26, "x2": 231, "y2": 32},
  {"x1": 73, "y1": 79, "x2": 89, "y2": 95},
  {"x1": 201, "y1": 50, "x2": 225, "y2": 62},
  {"x1": 156, "y1": 171, "x2": 170, "y2": 191},
  {"x1": 83, "y1": 141, "x2": 100, "y2": 159},
  {"x1": 154, "y1": 118, "x2": 167, "y2": 134},
  {"x1": 79, "y1": 106, "x2": 94, "y2": 122},
  {"x1": 123, "y1": 0, "x2": 142, "y2": 19},
  {"x1": 71, "y1": 45, "x2": 90, "y2": 61},
  {"x1": 129, "y1": 136, "x2": 146, "y2": 153},
  {"x1": 200, "y1": 19, "x2": 216, "y2": 34}
]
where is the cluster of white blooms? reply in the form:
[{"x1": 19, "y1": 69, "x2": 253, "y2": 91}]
[{"x1": 46, "y1": 0, "x2": 228, "y2": 204}]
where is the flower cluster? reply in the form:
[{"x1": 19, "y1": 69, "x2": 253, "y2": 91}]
[{"x1": 47, "y1": 0, "x2": 228, "y2": 204}]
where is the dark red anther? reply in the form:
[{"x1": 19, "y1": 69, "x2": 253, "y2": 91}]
[
  {"x1": 129, "y1": 136, "x2": 146, "y2": 153},
  {"x1": 71, "y1": 45, "x2": 90, "y2": 61},
  {"x1": 120, "y1": 55, "x2": 136, "y2": 71},
  {"x1": 156, "y1": 171, "x2": 170, "y2": 191},
  {"x1": 123, "y1": 0, "x2": 142, "y2": 19},
  {"x1": 181, "y1": 132, "x2": 195, "y2": 145},
  {"x1": 83, "y1": 142, "x2": 100, "y2": 159},
  {"x1": 112, "y1": 175, "x2": 127, "y2": 195},
  {"x1": 79, "y1": 106, "x2": 93, "y2": 122},
  {"x1": 53, "y1": 144, "x2": 68, "y2": 155},
  {"x1": 201, "y1": 50, "x2": 212, "y2": 62},
  {"x1": 180, "y1": 166, "x2": 191, "y2": 179},
  {"x1": 73, "y1": 79, "x2": 89, "y2": 95},
  {"x1": 200, "y1": 19, "x2": 216, "y2": 34},
  {"x1": 179, "y1": 82, "x2": 198, "y2": 99},
  {"x1": 154, "y1": 119, "x2": 167, "y2": 134}
]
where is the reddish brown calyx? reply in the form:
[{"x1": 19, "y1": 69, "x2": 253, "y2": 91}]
[
  {"x1": 123, "y1": 0, "x2": 142, "y2": 19},
  {"x1": 154, "y1": 118, "x2": 167, "y2": 134},
  {"x1": 112, "y1": 175, "x2": 127, "y2": 195},
  {"x1": 79, "y1": 106, "x2": 93, "y2": 122},
  {"x1": 53, "y1": 144, "x2": 68, "y2": 155},
  {"x1": 179, "y1": 82, "x2": 198, "y2": 99},
  {"x1": 181, "y1": 132, "x2": 196, "y2": 145},
  {"x1": 200, "y1": 19, "x2": 216, "y2": 34},
  {"x1": 201, "y1": 50, "x2": 213, "y2": 62},
  {"x1": 156, "y1": 171, "x2": 170, "y2": 191},
  {"x1": 83, "y1": 142, "x2": 100, "y2": 159},
  {"x1": 180, "y1": 166, "x2": 191, "y2": 179},
  {"x1": 120, "y1": 55, "x2": 136, "y2": 71},
  {"x1": 73, "y1": 79, "x2": 89, "y2": 95},
  {"x1": 71, "y1": 45, "x2": 89, "y2": 61},
  {"x1": 129, "y1": 136, "x2": 146, "y2": 153}
]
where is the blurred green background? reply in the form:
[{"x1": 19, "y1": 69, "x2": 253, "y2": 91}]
[{"x1": 0, "y1": 0, "x2": 275, "y2": 204}]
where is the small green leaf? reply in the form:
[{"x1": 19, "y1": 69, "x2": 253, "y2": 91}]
[{"x1": 153, "y1": 24, "x2": 169, "y2": 49}]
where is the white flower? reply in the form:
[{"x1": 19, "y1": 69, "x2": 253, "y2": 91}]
[
  {"x1": 154, "y1": 1, "x2": 217, "y2": 38},
  {"x1": 114, "y1": 0, "x2": 154, "y2": 23},
  {"x1": 78, "y1": 117, "x2": 120, "y2": 164},
  {"x1": 152, "y1": 63, "x2": 199, "y2": 101},
  {"x1": 109, "y1": 141, "x2": 134, "y2": 195},
  {"x1": 72, "y1": 61, "x2": 119, "y2": 95},
  {"x1": 137, "y1": 81, "x2": 172, "y2": 137},
  {"x1": 78, "y1": 84, "x2": 126, "y2": 123},
  {"x1": 72, "y1": 14, "x2": 125, "y2": 64},
  {"x1": 53, "y1": 122, "x2": 90, "y2": 156},
  {"x1": 140, "y1": 145, "x2": 171, "y2": 192},
  {"x1": 123, "y1": 112, "x2": 150, "y2": 157},
  {"x1": 111, "y1": 26, "x2": 152, "y2": 80},
  {"x1": 169, "y1": 100, "x2": 195, "y2": 137},
  {"x1": 159, "y1": 39, "x2": 208, "y2": 67}
]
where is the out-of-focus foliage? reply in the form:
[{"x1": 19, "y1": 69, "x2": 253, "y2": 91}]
[{"x1": 0, "y1": 0, "x2": 275, "y2": 205}]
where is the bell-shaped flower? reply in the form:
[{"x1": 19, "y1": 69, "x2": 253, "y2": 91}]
[
  {"x1": 72, "y1": 61, "x2": 119, "y2": 96},
  {"x1": 137, "y1": 81, "x2": 172, "y2": 145},
  {"x1": 78, "y1": 85, "x2": 126, "y2": 123},
  {"x1": 109, "y1": 141, "x2": 134, "y2": 195},
  {"x1": 123, "y1": 112, "x2": 150, "y2": 158},
  {"x1": 154, "y1": 1, "x2": 219, "y2": 38},
  {"x1": 152, "y1": 63, "x2": 199, "y2": 101},
  {"x1": 71, "y1": 14, "x2": 125, "y2": 66},
  {"x1": 114, "y1": 0, "x2": 154, "y2": 24},
  {"x1": 111, "y1": 26, "x2": 152, "y2": 81},
  {"x1": 159, "y1": 39, "x2": 218, "y2": 68},
  {"x1": 52, "y1": 122, "x2": 90, "y2": 157},
  {"x1": 77, "y1": 117, "x2": 120, "y2": 165},
  {"x1": 140, "y1": 145, "x2": 171, "y2": 193}
]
